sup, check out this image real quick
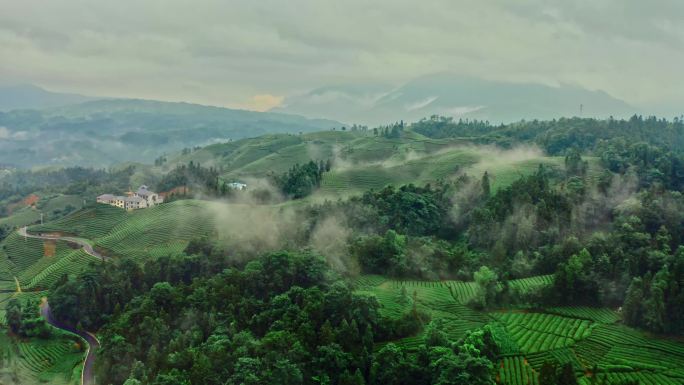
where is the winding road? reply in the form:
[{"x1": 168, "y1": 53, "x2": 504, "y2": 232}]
[
  {"x1": 18, "y1": 226, "x2": 105, "y2": 385},
  {"x1": 18, "y1": 226, "x2": 106, "y2": 260},
  {"x1": 40, "y1": 299, "x2": 99, "y2": 385}
]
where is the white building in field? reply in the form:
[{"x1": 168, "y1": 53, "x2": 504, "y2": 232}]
[
  {"x1": 228, "y1": 182, "x2": 247, "y2": 190},
  {"x1": 97, "y1": 185, "x2": 163, "y2": 211}
]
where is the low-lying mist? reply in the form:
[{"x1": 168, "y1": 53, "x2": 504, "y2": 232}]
[{"x1": 190, "y1": 143, "x2": 551, "y2": 276}]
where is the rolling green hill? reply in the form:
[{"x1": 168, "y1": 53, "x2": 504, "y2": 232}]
[{"x1": 170, "y1": 129, "x2": 582, "y2": 197}]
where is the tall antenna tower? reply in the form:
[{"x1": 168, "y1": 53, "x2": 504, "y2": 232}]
[{"x1": 580, "y1": 104, "x2": 583, "y2": 116}]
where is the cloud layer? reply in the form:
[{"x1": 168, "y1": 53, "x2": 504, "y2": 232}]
[{"x1": 0, "y1": 0, "x2": 682, "y2": 113}]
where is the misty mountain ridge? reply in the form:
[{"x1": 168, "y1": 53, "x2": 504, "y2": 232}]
[
  {"x1": 0, "y1": 83, "x2": 96, "y2": 111},
  {"x1": 275, "y1": 74, "x2": 637, "y2": 125},
  {"x1": 0, "y1": 91, "x2": 342, "y2": 168},
  {"x1": 0, "y1": 79, "x2": 638, "y2": 168}
]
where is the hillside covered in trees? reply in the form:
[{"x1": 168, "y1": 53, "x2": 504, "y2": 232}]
[{"x1": 2, "y1": 115, "x2": 684, "y2": 385}]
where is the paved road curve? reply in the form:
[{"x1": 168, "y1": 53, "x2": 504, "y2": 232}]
[
  {"x1": 18, "y1": 226, "x2": 106, "y2": 260},
  {"x1": 40, "y1": 299, "x2": 99, "y2": 385},
  {"x1": 19, "y1": 226, "x2": 105, "y2": 385}
]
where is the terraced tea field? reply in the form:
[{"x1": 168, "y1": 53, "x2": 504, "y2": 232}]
[
  {"x1": 0, "y1": 231, "x2": 97, "y2": 293},
  {"x1": 29, "y1": 200, "x2": 217, "y2": 263},
  {"x1": 354, "y1": 274, "x2": 684, "y2": 385},
  {"x1": 498, "y1": 356, "x2": 539, "y2": 385},
  {"x1": 95, "y1": 200, "x2": 215, "y2": 261},
  {"x1": 32, "y1": 203, "x2": 128, "y2": 239},
  {"x1": 0, "y1": 331, "x2": 84, "y2": 385},
  {"x1": 0, "y1": 199, "x2": 240, "y2": 328},
  {"x1": 491, "y1": 312, "x2": 592, "y2": 353}
]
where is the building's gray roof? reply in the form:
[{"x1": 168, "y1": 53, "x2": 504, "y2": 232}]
[
  {"x1": 97, "y1": 194, "x2": 115, "y2": 199},
  {"x1": 136, "y1": 184, "x2": 156, "y2": 197},
  {"x1": 125, "y1": 196, "x2": 145, "y2": 203}
]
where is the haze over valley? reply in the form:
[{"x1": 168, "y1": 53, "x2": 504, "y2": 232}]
[{"x1": 0, "y1": 1, "x2": 683, "y2": 385}]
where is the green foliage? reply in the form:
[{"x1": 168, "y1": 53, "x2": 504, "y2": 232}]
[
  {"x1": 550, "y1": 249, "x2": 600, "y2": 305},
  {"x1": 370, "y1": 325, "x2": 497, "y2": 385},
  {"x1": 412, "y1": 116, "x2": 498, "y2": 139},
  {"x1": 472, "y1": 266, "x2": 499, "y2": 309},
  {"x1": 622, "y1": 248, "x2": 684, "y2": 333},
  {"x1": 564, "y1": 148, "x2": 588, "y2": 177},
  {"x1": 351, "y1": 230, "x2": 407, "y2": 276},
  {"x1": 481, "y1": 172, "x2": 491, "y2": 197},
  {"x1": 414, "y1": 115, "x2": 684, "y2": 159},
  {"x1": 8, "y1": 115, "x2": 684, "y2": 385},
  {"x1": 5, "y1": 298, "x2": 51, "y2": 338},
  {"x1": 156, "y1": 161, "x2": 220, "y2": 196},
  {"x1": 275, "y1": 160, "x2": 328, "y2": 199},
  {"x1": 357, "y1": 183, "x2": 453, "y2": 237}
]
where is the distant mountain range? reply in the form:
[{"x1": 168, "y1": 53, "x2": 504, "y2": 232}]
[
  {"x1": 0, "y1": 84, "x2": 96, "y2": 111},
  {"x1": 275, "y1": 74, "x2": 638, "y2": 125},
  {"x1": 0, "y1": 85, "x2": 341, "y2": 168},
  {"x1": 0, "y1": 78, "x2": 642, "y2": 168}
]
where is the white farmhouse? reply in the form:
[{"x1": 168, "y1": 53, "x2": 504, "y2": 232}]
[{"x1": 97, "y1": 185, "x2": 163, "y2": 211}]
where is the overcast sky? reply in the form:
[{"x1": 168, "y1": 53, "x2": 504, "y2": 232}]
[{"x1": 1, "y1": 0, "x2": 682, "y2": 112}]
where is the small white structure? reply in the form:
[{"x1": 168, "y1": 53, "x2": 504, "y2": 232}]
[
  {"x1": 228, "y1": 182, "x2": 247, "y2": 190},
  {"x1": 97, "y1": 185, "x2": 163, "y2": 211}
]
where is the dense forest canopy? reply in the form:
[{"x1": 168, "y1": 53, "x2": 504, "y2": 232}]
[{"x1": 413, "y1": 115, "x2": 684, "y2": 155}]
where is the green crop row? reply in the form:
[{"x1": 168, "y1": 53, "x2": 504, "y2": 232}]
[
  {"x1": 353, "y1": 275, "x2": 387, "y2": 289},
  {"x1": 493, "y1": 312, "x2": 592, "y2": 354},
  {"x1": 543, "y1": 306, "x2": 620, "y2": 324},
  {"x1": 31, "y1": 203, "x2": 128, "y2": 239},
  {"x1": 498, "y1": 356, "x2": 539, "y2": 385}
]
